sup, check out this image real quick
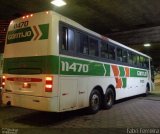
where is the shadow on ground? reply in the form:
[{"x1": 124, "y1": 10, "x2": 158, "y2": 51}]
[{"x1": 12, "y1": 108, "x2": 87, "y2": 127}]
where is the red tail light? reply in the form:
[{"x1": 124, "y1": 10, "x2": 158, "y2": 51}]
[
  {"x1": 45, "y1": 76, "x2": 53, "y2": 92},
  {"x1": 2, "y1": 75, "x2": 6, "y2": 88}
]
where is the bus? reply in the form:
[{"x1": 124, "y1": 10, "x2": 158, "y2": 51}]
[{"x1": 2, "y1": 11, "x2": 154, "y2": 113}]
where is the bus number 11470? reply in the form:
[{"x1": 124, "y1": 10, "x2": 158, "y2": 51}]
[{"x1": 61, "y1": 61, "x2": 89, "y2": 73}]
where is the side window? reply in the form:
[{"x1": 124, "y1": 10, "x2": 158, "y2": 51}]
[
  {"x1": 140, "y1": 56, "x2": 144, "y2": 67},
  {"x1": 117, "y1": 48, "x2": 127, "y2": 63},
  {"x1": 137, "y1": 55, "x2": 140, "y2": 66},
  {"x1": 89, "y1": 38, "x2": 99, "y2": 56},
  {"x1": 100, "y1": 41, "x2": 108, "y2": 58},
  {"x1": 68, "y1": 29, "x2": 75, "y2": 51},
  {"x1": 61, "y1": 26, "x2": 68, "y2": 50},
  {"x1": 122, "y1": 50, "x2": 127, "y2": 63},
  {"x1": 117, "y1": 48, "x2": 122, "y2": 62},
  {"x1": 133, "y1": 54, "x2": 137, "y2": 65},
  {"x1": 108, "y1": 44, "x2": 115, "y2": 60},
  {"x1": 60, "y1": 26, "x2": 75, "y2": 51},
  {"x1": 144, "y1": 58, "x2": 149, "y2": 69},
  {"x1": 128, "y1": 52, "x2": 133, "y2": 64},
  {"x1": 77, "y1": 33, "x2": 89, "y2": 54}
]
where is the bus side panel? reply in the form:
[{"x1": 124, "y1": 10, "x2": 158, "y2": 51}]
[
  {"x1": 77, "y1": 77, "x2": 89, "y2": 108},
  {"x1": 115, "y1": 77, "x2": 148, "y2": 100},
  {"x1": 59, "y1": 77, "x2": 78, "y2": 111},
  {"x1": 110, "y1": 65, "x2": 149, "y2": 100}
]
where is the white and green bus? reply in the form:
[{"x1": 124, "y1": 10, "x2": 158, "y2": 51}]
[{"x1": 2, "y1": 11, "x2": 154, "y2": 113}]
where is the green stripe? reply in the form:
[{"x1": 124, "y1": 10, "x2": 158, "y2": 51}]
[
  {"x1": 122, "y1": 78, "x2": 127, "y2": 88},
  {"x1": 3, "y1": 55, "x2": 111, "y2": 76},
  {"x1": 119, "y1": 66, "x2": 125, "y2": 77},
  {"x1": 60, "y1": 56, "x2": 110, "y2": 76},
  {"x1": 104, "y1": 64, "x2": 110, "y2": 76},
  {"x1": 3, "y1": 55, "x2": 148, "y2": 78},
  {"x1": 130, "y1": 68, "x2": 148, "y2": 77},
  {"x1": 3, "y1": 55, "x2": 59, "y2": 74},
  {"x1": 39, "y1": 24, "x2": 49, "y2": 40}
]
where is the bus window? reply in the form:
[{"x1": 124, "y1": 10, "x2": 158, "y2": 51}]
[
  {"x1": 133, "y1": 54, "x2": 137, "y2": 65},
  {"x1": 128, "y1": 52, "x2": 133, "y2": 64},
  {"x1": 61, "y1": 26, "x2": 75, "y2": 51},
  {"x1": 68, "y1": 29, "x2": 75, "y2": 51},
  {"x1": 117, "y1": 48, "x2": 127, "y2": 63},
  {"x1": 117, "y1": 48, "x2": 122, "y2": 62},
  {"x1": 144, "y1": 58, "x2": 149, "y2": 69},
  {"x1": 61, "y1": 27, "x2": 68, "y2": 50},
  {"x1": 100, "y1": 41, "x2": 108, "y2": 58},
  {"x1": 89, "y1": 38, "x2": 99, "y2": 56},
  {"x1": 77, "y1": 33, "x2": 89, "y2": 54},
  {"x1": 122, "y1": 50, "x2": 127, "y2": 63},
  {"x1": 140, "y1": 56, "x2": 144, "y2": 67},
  {"x1": 108, "y1": 45, "x2": 115, "y2": 60},
  {"x1": 137, "y1": 55, "x2": 140, "y2": 66}
]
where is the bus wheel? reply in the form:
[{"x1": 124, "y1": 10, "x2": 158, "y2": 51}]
[
  {"x1": 88, "y1": 89, "x2": 101, "y2": 114},
  {"x1": 144, "y1": 85, "x2": 150, "y2": 96},
  {"x1": 103, "y1": 88, "x2": 114, "y2": 109}
]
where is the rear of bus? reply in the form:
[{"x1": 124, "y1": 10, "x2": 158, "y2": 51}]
[{"x1": 2, "y1": 11, "x2": 60, "y2": 112}]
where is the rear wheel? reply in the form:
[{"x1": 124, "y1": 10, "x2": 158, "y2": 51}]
[
  {"x1": 103, "y1": 88, "x2": 114, "y2": 109},
  {"x1": 144, "y1": 85, "x2": 150, "y2": 96},
  {"x1": 88, "y1": 89, "x2": 101, "y2": 114}
]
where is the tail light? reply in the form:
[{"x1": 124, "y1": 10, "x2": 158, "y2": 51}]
[
  {"x1": 45, "y1": 76, "x2": 53, "y2": 92},
  {"x1": 2, "y1": 75, "x2": 6, "y2": 89}
]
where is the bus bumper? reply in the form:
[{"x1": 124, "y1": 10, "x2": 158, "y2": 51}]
[{"x1": 2, "y1": 92, "x2": 59, "y2": 112}]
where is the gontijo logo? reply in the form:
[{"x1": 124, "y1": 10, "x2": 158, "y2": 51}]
[
  {"x1": 8, "y1": 29, "x2": 32, "y2": 40},
  {"x1": 137, "y1": 71, "x2": 147, "y2": 77},
  {"x1": 7, "y1": 23, "x2": 49, "y2": 44}
]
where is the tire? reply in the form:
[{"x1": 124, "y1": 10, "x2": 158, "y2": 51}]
[
  {"x1": 103, "y1": 88, "x2": 114, "y2": 109},
  {"x1": 88, "y1": 89, "x2": 101, "y2": 114},
  {"x1": 144, "y1": 85, "x2": 150, "y2": 97}
]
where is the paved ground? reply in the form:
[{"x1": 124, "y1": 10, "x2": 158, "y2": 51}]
[{"x1": 0, "y1": 76, "x2": 160, "y2": 134}]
